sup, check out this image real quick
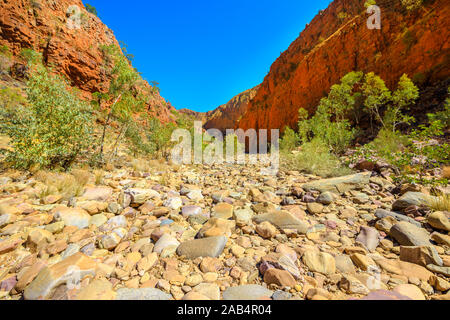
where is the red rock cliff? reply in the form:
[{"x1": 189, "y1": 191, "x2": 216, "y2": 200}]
[
  {"x1": 203, "y1": 85, "x2": 259, "y2": 133},
  {"x1": 237, "y1": 0, "x2": 450, "y2": 133},
  {"x1": 0, "y1": 0, "x2": 175, "y2": 122}
]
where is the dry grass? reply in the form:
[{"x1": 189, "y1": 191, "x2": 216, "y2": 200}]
[
  {"x1": 0, "y1": 135, "x2": 11, "y2": 151},
  {"x1": 159, "y1": 172, "x2": 171, "y2": 186},
  {"x1": 426, "y1": 193, "x2": 450, "y2": 212},
  {"x1": 35, "y1": 170, "x2": 91, "y2": 201},
  {"x1": 442, "y1": 166, "x2": 450, "y2": 179},
  {"x1": 281, "y1": 140, "x2": 353, "y2": 178},
  {"x1": 104, "y1": 162, "x2": 115, "y2": 171},
  {"x1": 93, "y1": 169, "x2": 104, "y2": 185},
  {"x1": 131, "y1": 158, "x2": 151, "y2": 172}
]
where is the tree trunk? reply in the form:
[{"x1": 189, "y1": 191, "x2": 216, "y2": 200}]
[
  {"x1": 108, "y1": 122, "x2": 128, "y2": 163},
  {"x1": 99, "y1": 94, "x2": 122, "y2": 162}
]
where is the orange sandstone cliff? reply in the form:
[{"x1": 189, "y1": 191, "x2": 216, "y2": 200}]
[
  {"x1": 237, "y1": 0, "x2": 450, "y2": 133},
  {"x1": 0, "y1": 0, "x2": 175, "y2": 122},
  {"x1": 203, "y1": 85, "x2": 260, "y2": 133}
]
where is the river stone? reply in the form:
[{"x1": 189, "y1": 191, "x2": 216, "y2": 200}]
[
  {"x1": 153, "y1": 234, "x2": 180, "y2": 254},
  {"x1": 252, "y1": 210, "x2": 309, "y2": 234},
  {"x1": 163, "y1": 197, "x2": 183, "y2": 211},
  {"x1": 126, "y1": 188, "x2": 160, "y2": 205},
  {"x1": 431, "y1": 232, "x2": 450, "y2": 247},
  {"x1": 356, "y1": 226, "x2": 380, "y2": 252},
  {"x1": 393, "y1": 284, "x2": 426, "y2": 300},
  {"x1": 390, "y1": 221, "x2": 431, "y2": 246},
  {"x1": 24, "y1": 253, "x2": 97, "y2": 300},
  {"x1": 302, "y1": 251, "x2": 336, "y2": 275},
  {"x1": 357, "y1": 290, "x2": 412, "y2": 300},
  {"x1": 76, "y1": 279, "x2": 116, "y2": 300},
  {"x1": 400, "y1": 246, "x2": 443, "y2": 267},
  {"x1": 335, "y1": 255, "x2": 356, "y2": 274},
  {"x1": 427, "y1": 211, "x2": 450, "y2": 232},
  {"x1": 375, "y1": 209, "x2": 421, "y2": 227},
  {"x1": 177, "y1": 236, "x2": 227, "y2": 259},
  {"x1": 105, "y1": 215, "x2": 127, "y2": 229},
  {"x1": 211, "y1": 203, "x2": 234, "y2": 219},
  {"x1": 317, "y1": 192, "x2": 336, "y2": 205},
  {"x1": 181, "y1": 205, "x2": 203, "y2": 218},
  {"x1": 301, "y1": 172, "x2": 371, "y2": 194},
  {"x1": 426, "y1": 264, "x2": 450, "y2": 277},
  {"x1": 263, "y1": 268, "x2": 296, "y2": 287},
  {"x1": 82, "y1": 187, "x2": 113, "y2": 201},
  {"x1": 115, "y1": 288, "x2": 171, "y2": 300},
  {"x1": 222, "y1": 284, "x2": 273, "y2": 300},
  {"x1": 196, "y1": 218, "x2": 235, "y2": 238},
  {"x1": 89, "y1": 214, "x2": 107, "y2": 227},
  {"x1": 52, "y1": 207, "x2": 91, "y2": 229},
  {"x1": 193, "y1": 283, "x2": 220, "y2": 300},
  {"x1": 233, "y1": 208, "x2": 254, "y2": 226},
  {"x1": 373, "y1": 257, "x2": 433, "y2": 281},
  {"x1": 260, "y1": 253, "x2": 301, "y2": 279}
]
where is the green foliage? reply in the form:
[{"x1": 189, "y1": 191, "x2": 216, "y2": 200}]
[
  {"x1": 402, "y1": 29, "x2": 417, "y2": 51},
  {"x1": 125, "y1": 121, "x2": 155, "y2": 156},
  {"x1": 0, "y1": 88, "x2": 26, "y2": 109},
  {"x1": 401, "y1": 0, "x2": 423, "y2": 10},
  {"x1": 430, "y1": 86, "x2": 450, "y2": 128},
  {"x1": 0, "y1": 53, "x2": 92, "y2": 169},
  {"x1": 98, "y1": 44, "x2": 147, "y2": 122},
  {"x1": 280, "y1": 126, "x2": 300, "y2": 152},
  {"x1": 337, "y1": 11, "x2": 349, "y2": 20},
  {"x1": 0, "y1": 45, "x2": 11, "y2": 58},
  {"x1": 361, "y1": 73, "x2": 418, "y2": 132},
  {"x1": 145, "y1": 118, "x2": 177, "y2": 159},
  {"x1": 362, "y1": 72, "x2": 392, "y2": 127},
  {"x1": 369, "y1": 128, "x2": 409, "y2": 159},
  {"x1": 85, "y1": 3, "x2": 98, "y2": 16},
  {"x1": 20, "y1": 48, "x2": 41, "y2": 64},
  {"x1": 297, "y1": 71, "x2": 362, "y2": 155},
  {"x1": 283, "y1": 138, "x2": 353, "y2": 178},
  {"x1": 385, "y1": 74, "x2": 418, "y2": 131},
  {"x1": 364, "y1": 0, "x2": 377, "y2": 8},
  {"x1": 95, "y1": 43, "x2": 151, "y2": 161},
  {"x1": 354, "y1": 112, "x2": 448, "y2": 186}
]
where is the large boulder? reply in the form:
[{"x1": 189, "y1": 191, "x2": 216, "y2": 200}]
[
  {"x1": 252, "y1": 210, "x2": 309, "y2": 234},
  {"x1": 301, "y1": 173, "x2": 371, "y2": 194},
  {"x1": 177, "y1": 236, "x2": 228, "y2": 259},
  {"x1": 389, "y1": 221, "x2": 431, "y2": 246}
]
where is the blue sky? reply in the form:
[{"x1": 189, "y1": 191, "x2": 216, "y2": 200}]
[{"x1": 85, "y1": 0, "x2": 332, "y2": 112}]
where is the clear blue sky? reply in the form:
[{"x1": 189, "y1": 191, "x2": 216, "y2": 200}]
[{"x1": 85, "y1": 0, "x2": 332, "y2": 112}]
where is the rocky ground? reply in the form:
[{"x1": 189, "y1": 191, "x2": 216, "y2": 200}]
[{"x1": 0, "y1": 159, "x2": 449, "y2": 301}]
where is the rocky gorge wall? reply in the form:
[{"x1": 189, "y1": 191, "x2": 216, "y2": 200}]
[
  {"x1": 0, "y1": 0, "x2": 175, "y2": 123},
  {"x1": 236, "y1": 0, "x2": 450, "y2": 133}
]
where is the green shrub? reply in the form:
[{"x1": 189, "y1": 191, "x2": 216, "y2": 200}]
[
  {"x1": 85, "y1": 3, "x2": 98, "y2": 16},
  {"x1": 282, "y1": 138, "x2": 353, "y2": 178},
  {"x1": 354, "y1": 112, "x2": 448, "y2": 186},
  {"x1": 125, "y1": 121, "x2": 155, "y2": 157},
  {"x1": 295, "y1": 72, "x2": 368, "y2": 157},
  {"x1": 280, "y1": 126, "x2": 300, "y2": 152},
  {"x1": 368, "y1": 128, "x2": 409, "y2": 159},
  {"x1": 0, "y1": 54, "x2": 92, "y2": 170}
]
